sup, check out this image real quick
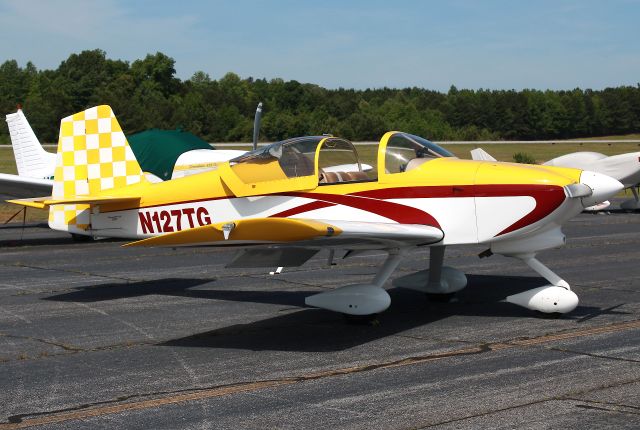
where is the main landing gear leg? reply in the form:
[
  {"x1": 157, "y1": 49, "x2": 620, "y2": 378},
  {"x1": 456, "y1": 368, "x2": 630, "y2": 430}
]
[
  {"x1": 505, "y1": 253, "x2": 578, "y2": 314},
  {"x1": 305, "y1": 248, "x2": 407, "y2": 316},
  {"x1": 392, "y1": 246, "x2": 467, "y2": 300}
]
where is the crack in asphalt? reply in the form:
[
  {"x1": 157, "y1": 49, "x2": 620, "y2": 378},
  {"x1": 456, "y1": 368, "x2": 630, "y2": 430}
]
[
  {"x1": 0, "y1": 333, "x2": 82, "y2": 352},
  {"x1": 0, "y1": 331, "x2": 154, "y2": 362},
  {"x1": 2, "y1": 319, "x2": 640, "y2": 429},
  {"x1": 567, "y1": 397, "x2": 640, "y2": 414},
  {"x1": 2, "y1": 346, "x2": 488, "y2": 429},
  {"x1": 547, "y1": 346, "x2": 640, "y2": 364},
  {"x1": 573, "y1": 403, "x2": 640, "y2": 415},
  {"x1": 7, "y1": 263, "x2": 137, "y2": 283},
  {"x1": 411, "y1": 377, "x2": 640, "y2": 428}
]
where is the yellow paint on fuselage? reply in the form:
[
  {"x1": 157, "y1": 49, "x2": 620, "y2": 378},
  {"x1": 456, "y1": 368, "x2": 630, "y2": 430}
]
[
  {"x1": 472, "y1": 160, "x2": 581, "y2": 186},
  {"x1": 91, "y1": 126, "x2": 582, "y2": 213},
  {"x1": 95, "y1": 154, "x2": 582, "y2": 215},
  {"x1": 230, "y1": 158, "x2": 288, "y2": 183},
  {"x1": 98, "y1": 168, "x2": 230, "y2": 212}
]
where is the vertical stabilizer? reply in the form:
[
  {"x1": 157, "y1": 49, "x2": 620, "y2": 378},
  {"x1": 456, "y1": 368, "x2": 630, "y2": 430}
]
[
  {"x1": 6, "y1": 109, "x2": 56, "y2": 178},
  {"x1": 49, "y1": 105, "x2": 146, "y2": 233},
  {"x1": 470, "y1": 148, "x2": 497, "y2": 162}
]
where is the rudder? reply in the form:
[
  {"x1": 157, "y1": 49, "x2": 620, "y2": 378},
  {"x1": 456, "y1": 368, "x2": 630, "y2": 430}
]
[{"x1": 49, "y1": 105, "x2": 145, "y2": 233}]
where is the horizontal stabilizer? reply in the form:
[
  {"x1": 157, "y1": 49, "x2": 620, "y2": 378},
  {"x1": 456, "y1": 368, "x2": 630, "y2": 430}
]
[
  {"x1": 8, "y1": 195, "x2": 141, "y2": 208},
  {"x1": 0, "y1": 172, "x2": 53, "y2": 200},
  {"x1": 5, "y1": 195, "x2": 51, "y2": 209},
  {"x1": 124, "y1": 218, "x2": 342, "y2": 248}
]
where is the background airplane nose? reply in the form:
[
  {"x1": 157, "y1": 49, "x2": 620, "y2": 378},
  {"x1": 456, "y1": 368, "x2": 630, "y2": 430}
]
[{"x1": 579, "y1": 170, "x2": 624, "y2": 208}]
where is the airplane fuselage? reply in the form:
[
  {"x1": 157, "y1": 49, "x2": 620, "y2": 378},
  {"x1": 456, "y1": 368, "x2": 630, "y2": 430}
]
[{"x1": 83, "y1": 158, "x2": 584, "y2": 248}]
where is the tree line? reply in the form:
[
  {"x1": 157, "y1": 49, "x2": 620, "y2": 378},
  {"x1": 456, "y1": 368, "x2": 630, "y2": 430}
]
[{"x1": 1, "y1": 49, "x2": 639, "y2": 144}]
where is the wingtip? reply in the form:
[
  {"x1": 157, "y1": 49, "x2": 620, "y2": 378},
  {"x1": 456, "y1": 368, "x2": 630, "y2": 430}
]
[
  {"x1": 6, "y1": 198, "x2": 48, "y2": 209},
  {"x1": 122, "y1": 238, "x2": 149, "y2": 248}
]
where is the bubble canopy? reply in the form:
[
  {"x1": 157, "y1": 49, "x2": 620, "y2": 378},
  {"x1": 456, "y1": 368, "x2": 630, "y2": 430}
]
[
  {"x1": 221, "y1": 132, "x2": 454, "y2": 196},
  {"x1": 230, "y1": 136, "x2": 323, "y2": 178}
]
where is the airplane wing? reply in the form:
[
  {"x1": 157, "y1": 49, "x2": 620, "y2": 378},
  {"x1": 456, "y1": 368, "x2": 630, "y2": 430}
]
[
  {"x1": 470, "y1": 148, "x2": 497, "y2": 162},
  {"x1": 0, "y1": 173, "x2": 53, "y2": 200},
  {"x1": 124, "y1": 217, "x2": 444, "y2": 266},
  {"x1": 590, "y1": 152, "x2": 640, "y2": 188}
]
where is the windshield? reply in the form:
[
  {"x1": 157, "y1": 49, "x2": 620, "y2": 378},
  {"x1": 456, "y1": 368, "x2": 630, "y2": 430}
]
[
  {"x1": 385, "y1": 132, "x2": 455, "y2": 174},
  {"x1": 230, "y1": 136, "x2": 321, "y2": 179}
]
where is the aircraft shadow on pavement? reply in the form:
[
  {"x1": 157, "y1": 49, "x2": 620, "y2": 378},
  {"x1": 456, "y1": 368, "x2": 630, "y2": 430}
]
[
  {"x1": 158, "y1": 274, "x2": 618, "y2": 353},
  {"x1": 43, "y1": 278, "x2": 220, "y2": 302},
  {"x1": 44, "y1": 273, "x2": 542, "y2": 305},
  {"x1": 44, "y1": 277, "x2": 310, "y2": 307},
  {"x1": 44, "y1": 274, "x2": 626, "y2": 352}
]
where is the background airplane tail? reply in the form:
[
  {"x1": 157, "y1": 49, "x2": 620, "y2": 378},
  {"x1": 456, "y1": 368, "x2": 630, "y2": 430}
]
[
  {"x1": 49, "y1": 105, "x2": 146, "y2": 233},
  {"x1": 470, "y1": 147, "x2": 497, "y2": 162},
  {"x1": 6, "y1": 109, "x2": 56, "y2": 178}
]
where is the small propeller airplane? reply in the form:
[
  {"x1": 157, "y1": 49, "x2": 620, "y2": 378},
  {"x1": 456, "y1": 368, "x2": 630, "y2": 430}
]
[
  {"x1": 9, "y1": 106, "x2": 623, "y2": 318},
  {"x1": 472, "y1": 147, "x2": 640, "y2": 210}
]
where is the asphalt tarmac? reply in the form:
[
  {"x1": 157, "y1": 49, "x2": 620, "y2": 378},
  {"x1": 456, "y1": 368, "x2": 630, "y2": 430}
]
[{"x1": 0, "y1": 207, "x2": 639, "y2": 429}]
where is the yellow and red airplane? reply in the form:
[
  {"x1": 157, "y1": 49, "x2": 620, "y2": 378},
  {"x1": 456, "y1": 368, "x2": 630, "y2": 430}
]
[{"x1": 9, "y1": 106, "x2": 623, "y2": 318}]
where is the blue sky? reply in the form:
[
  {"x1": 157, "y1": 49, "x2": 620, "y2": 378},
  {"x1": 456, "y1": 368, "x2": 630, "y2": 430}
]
[{"x1": 0, "y1": 0, "x2": 638, "y2": 91}]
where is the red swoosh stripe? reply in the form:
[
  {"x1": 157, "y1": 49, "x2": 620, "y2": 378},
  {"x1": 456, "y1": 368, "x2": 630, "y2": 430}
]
[
  {"x1": 486, "y1": 185, "x2": 566, "y2": 236},
  {"x1": 354, "y1": 184, "x2": 566, "y2": 236},
  {"x1": 275, "y1": 184, "x2": 565, "y2": 237},
  {"x1": 277, "y1": 192, "x2": 441, "y2": 228}
]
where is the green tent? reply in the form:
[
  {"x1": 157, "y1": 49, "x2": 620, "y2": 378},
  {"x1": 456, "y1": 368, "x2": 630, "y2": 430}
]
[{"x1": 127, "y1": 129, "x2": 215, "y2": 180}]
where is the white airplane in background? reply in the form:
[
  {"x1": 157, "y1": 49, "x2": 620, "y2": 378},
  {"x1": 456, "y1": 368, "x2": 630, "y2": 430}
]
[
  {"x1": 471, "y1": 148, "x2": 640, "y2": 210},
  {"x1": 0, "y1": 109, "x2": 56, "y2": 199},
  {"x1": 0, "y1": 108, "x2": 246, "y2": 199}
]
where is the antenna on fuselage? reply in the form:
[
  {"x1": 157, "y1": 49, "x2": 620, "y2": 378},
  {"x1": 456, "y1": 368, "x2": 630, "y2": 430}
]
[{"x1": 252, "y1": 102, "x2": 263, "y2": 151}]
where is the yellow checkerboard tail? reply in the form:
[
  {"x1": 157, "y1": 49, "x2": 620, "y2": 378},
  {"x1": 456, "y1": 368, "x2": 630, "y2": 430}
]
[{"x1": 49, "y1": 105, "x2": 146, "y2": 234}]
